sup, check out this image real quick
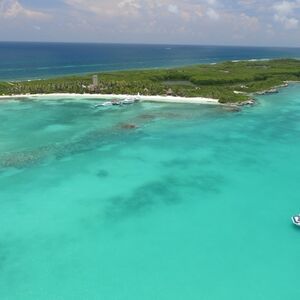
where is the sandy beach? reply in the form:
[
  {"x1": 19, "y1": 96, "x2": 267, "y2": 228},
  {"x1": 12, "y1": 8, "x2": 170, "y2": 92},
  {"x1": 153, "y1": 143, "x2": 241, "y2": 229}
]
[{"x1": 0, "y1": 93, "x2": 220, "y2": 105}]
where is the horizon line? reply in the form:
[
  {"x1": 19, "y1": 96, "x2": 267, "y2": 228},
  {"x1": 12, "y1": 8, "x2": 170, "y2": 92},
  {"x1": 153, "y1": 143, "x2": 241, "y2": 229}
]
[{"x1": 0, "y1": 40, "x2": 300, "y2": 49}]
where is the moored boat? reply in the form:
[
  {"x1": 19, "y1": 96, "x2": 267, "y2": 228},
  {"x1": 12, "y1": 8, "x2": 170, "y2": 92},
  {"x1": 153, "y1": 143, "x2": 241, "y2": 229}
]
[
  {"x1": 93, "y1": 95, "x2": 140, "y2": 108},
  {"x1": 111, "y1": 99, "x2": 122, "y2": 106},
  {"x1": 291, "y1": 214, "x2": 300, "y2": 226},
  {"x1": 121, "y1": 95, "x2": 140, "y2": 104},
  {"x1": 93, "y1": 101, "x2": 113, "y2": 108},
  {"x1": 121, "y1": 98, "x2": 135, "y2": 105}
]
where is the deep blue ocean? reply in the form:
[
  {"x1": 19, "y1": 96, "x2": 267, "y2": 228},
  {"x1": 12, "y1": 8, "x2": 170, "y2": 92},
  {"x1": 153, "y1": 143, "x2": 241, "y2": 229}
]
[{"x1": 1, "y1": 42, "x2": 300, "y2": 81}]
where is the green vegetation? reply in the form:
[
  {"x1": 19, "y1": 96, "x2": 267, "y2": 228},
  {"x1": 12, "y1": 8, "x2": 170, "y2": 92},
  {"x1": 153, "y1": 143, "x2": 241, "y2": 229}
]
[{"x1": 1, "y1": 59, "x2": 300, "y2": 103}]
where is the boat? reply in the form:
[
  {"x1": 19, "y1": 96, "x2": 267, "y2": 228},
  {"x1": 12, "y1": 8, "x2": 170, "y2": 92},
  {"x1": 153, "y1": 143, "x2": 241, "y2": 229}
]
[
  {"x1": 111, "y1": 99, "x2": 122, "y2": 106},
  {"x1": 101, "y1": 101, "x2": 113, "y2": 106},
  {"x1": 93, "y1": 95, "x2": 140, "y2": 108},
  {"x1": 93, "y1": 101, "x2": 113, "y2": 108},
  {"x1": 291, "y1": 214, "x2": 300, "y2": 226},
  {"x1": 121, "y1": 98, "x2": 135, "y2": 105},
  {"x1": 121, "y1": 94, "x2": 141, "y2": 105}
]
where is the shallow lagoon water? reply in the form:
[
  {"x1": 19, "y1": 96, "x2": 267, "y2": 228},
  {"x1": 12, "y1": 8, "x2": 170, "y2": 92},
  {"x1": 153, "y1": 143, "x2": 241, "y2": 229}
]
[{"x1": 1, "y1": 86, "x2": 300, "y2": 299}]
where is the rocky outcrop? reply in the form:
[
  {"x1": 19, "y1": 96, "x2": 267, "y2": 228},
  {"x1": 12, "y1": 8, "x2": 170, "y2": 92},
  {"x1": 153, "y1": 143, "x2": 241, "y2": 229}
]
[
  {"x1": 255, "y1": 83, "x2": 289, "y2": 96},
  {"x1": 223, "y1": 106, "x2": 241, "y2": 112},
  {"x1": 237, "y1": 99, "x2": 256, "y2": 106},
  {"x1": 120, "y1": 123, "x2": 138, "y2": 130},
  {"x1": 256, "y1": 88, "x2": 279, "y2": 95}
]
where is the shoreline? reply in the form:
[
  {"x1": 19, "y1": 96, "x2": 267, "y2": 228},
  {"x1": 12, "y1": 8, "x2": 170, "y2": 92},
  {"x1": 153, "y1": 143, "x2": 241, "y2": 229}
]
[
  {"x1": 1, "y1": 59, "x2": 299, "y2": 105},
  {"x1": 1, "y1": 81, "x2": 299, "y2": 106},
  {"x1": 0, "y1": 93, "x2": 220, "y2": 105}
]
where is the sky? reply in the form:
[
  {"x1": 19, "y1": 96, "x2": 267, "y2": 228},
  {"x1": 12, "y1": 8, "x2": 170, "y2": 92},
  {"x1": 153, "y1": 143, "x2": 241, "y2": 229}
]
[{"x1": 0, "y1": 0, "x2": 300, "y2": 46}]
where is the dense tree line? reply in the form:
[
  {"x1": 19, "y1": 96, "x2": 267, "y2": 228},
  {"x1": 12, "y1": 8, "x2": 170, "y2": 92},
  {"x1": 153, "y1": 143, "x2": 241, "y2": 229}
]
[{"x1": 1, "y1": 59, "x2": 299, "y2": 103}]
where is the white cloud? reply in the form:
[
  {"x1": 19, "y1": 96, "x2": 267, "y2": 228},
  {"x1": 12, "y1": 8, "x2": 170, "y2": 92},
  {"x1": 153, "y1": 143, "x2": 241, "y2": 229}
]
[
  {"x1": 118, "y1": 0, "x2": 141, "y2": 9},
  {"x1": 0, "y1": 0, "x2": 49, "y2": 19},
  {"x1": 207, "y1": 0, "x2": 217, "y2": 6},
  {"x1": 238, "y1": 0, "x2": 257, "y2": 5},
  {"x1": 284, "y1": 17, "x2": 299, "y2": 28},
  {"x1": 14, "y1": 0, "x2": 291, "y2": 45},
  {"x1": 168, "y1": 4, "x2": 179, "y2": 14},
  {"x1": 65, "y1": 0, "x2": 142, "y2": 18},
  {"x1": 274, "y1": 1, "x2": 295, "y2": 15},
  {"x1": 206, "y1": 8, "x2": 219, "y2": 20},
  {"x1": 274, "y1": 14, "x2": 299, "y2": 28},
  {"x1": 273, "y1": 1, "x2": 299, "y2": 29}
]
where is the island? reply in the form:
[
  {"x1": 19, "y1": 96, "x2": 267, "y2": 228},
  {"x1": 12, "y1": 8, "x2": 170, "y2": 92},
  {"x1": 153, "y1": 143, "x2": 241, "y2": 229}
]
[{"x1": 0, "y1": 59, "x2": 299, "y2": 104}]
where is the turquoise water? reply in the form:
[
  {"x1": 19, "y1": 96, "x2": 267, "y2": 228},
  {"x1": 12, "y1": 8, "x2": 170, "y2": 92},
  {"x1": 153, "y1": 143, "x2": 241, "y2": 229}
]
[{"x1": 1, "y1": 85, "x2": 300, "y2": 299}]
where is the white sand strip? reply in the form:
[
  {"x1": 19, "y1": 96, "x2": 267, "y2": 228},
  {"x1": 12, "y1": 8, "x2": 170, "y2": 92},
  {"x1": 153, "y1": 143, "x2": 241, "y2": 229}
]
[
  {"x1": 138, "y1": 95, "x2": 219, "y2": 105},
  {"x1": 0, "y1": 93, "x2": 220, "y2": 105}
]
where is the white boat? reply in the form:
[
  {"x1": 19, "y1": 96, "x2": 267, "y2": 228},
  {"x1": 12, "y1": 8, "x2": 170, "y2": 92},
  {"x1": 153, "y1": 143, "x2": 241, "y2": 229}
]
[
  {"x1": 101, "y1": 101, "x2": 113, "y2": 106},
  {"x1": 121, "y1": 98, "x2": 135, "y2": 105},
  {"x1": 94, "y1": 95, "x2": 140, "y2": 108},
  {"x1": 111, "y1": 99, "x2": 122, "y2": 106},
  {"x1": 94, "y1": 101, "x2": 113, "y2": 108},
  {"x1": 121, "y1": 94, "x2": 141, "y2": 105},
  {"x1": 291, "y1": 214, "x2": 300, "y2": 226}
]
